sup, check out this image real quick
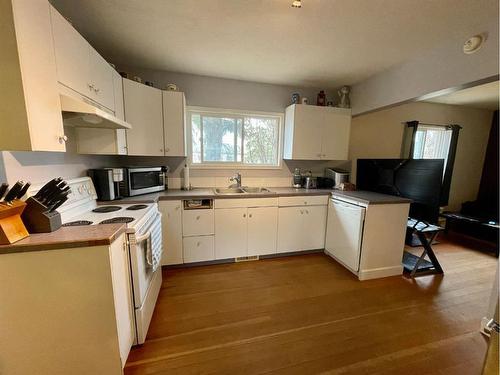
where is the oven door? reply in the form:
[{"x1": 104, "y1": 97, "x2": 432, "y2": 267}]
[
  {"x1": 127, "y1": 167, "x2": 165, "y2": 196},
  {"x1": 129, "y1": 211, "x2": 163, "y2": 309}
]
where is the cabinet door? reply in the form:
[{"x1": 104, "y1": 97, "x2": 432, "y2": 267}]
[
  {"x1": 50, "y1": 6, "x2": 91, "y2": 97},
  {"x1": 163, "y1": 91, "x2": 186, "y2": 156},
  {"x1": 109, "y1": 234, "x2": 134, "y2": 367},
  {"x1": 291, "y1": 105, "x2": 323, "y2": 160},
  {"x1": 247, "y1": 207, "x2": 278, "y2": 256},
  {"x1": 215, "y1": 208, "x2": 247, "y2": 259},
  {"x1": 88, "y1": 47, "x2": 115, "y2": 110},
  {"x1": 8, "y1": 1, "x2": 65, "y2": 152},
  {"x1": 277, "y1": 207, "x2": 304, "y2": 253},
  {"x1": 321, "y1": 110, "x2": 351, "y2": 160},
  {"x1": 123, "y1": 79, "x2": 164, "y2": 156},
  {"x1": 183, "y1": 236, "x2": 214, "y2": 263},
  {"x1": 159, "y1": 201, "x2": 183, "y2": 265},
  {"x1": 302, "y1": 205, "x2": 328, "y2": 250}
]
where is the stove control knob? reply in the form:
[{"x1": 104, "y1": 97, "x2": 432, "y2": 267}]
[{"x1": 78, "y1": 185, "x2": 84, "y2": 194}]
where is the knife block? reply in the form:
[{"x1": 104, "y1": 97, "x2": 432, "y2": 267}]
[
  {"x1": 21, "y1": 197, "x2": 62, "y2": 233},
  {"x1": 0, "y1": 200, "x2": 29, "y2": 245}
]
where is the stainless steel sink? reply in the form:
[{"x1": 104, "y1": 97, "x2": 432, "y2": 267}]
[
  {"x1": 214, "y1": 187, "x2": 245, "y2": 195},
  {"x1": 242, "y1": 187, "x2": 273, "y2": 194},
  {"x1": 213, "y1": 187, "x2": 275, "y2": 195}
]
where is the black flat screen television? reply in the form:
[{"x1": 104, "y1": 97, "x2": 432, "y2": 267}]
[{"x1": 356, "y1": 159, "x2": 444, "y2": 223}]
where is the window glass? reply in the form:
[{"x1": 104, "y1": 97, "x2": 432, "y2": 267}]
[{"x1": 189, "y1": 109, "x2": 281, "y2": 167}]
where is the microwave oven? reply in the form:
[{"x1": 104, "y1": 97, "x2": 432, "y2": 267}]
[{"x1": 120, "y1": 167, "x2": 167, "y2": 197}]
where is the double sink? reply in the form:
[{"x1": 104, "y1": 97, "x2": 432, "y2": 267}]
[{"x1": 214, "y1": 187, "x2": 274, "y2": 195}]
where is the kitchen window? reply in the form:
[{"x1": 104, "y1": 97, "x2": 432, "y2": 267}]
[{"x1": 187, "y1": 107, "x2": 283, "y2": 168}]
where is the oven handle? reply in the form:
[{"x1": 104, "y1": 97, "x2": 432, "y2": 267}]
[
  {"x1": 134, "y1": 212, "x2": 161, "y2": 243},
  {"x1": 135, "y1": 230, "x2": 152, "y2": 245}
]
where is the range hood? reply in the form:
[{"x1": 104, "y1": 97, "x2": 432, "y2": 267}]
[{"x1": 60, "y1": 94, "x2": 132, "y2": 130}]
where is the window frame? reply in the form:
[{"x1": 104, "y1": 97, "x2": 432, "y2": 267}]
[{"x1": 186, "y1": 106, "x2": 284, "y2": 169}]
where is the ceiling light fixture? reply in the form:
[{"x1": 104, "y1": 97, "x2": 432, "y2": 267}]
[{"x1": 291, "y1": 0, "x2": 302, "y2": 8}]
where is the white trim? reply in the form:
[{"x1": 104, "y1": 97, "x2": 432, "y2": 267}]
[
  {"x1": 186, "y1": 106, "x2": 284, "y2": 170},
  {"x1": 358, "y1": 266, "x2": 403, "y2": 280}
]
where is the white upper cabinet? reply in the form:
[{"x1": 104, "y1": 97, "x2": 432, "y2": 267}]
[
  {"x1": 283, "y1": 104, "x2": 351, "y2": 160},
  {"x1": 50, "y1": 5, "x2": 114, "y2": 112},
  {"x1": 162, "y1": 91, "x2": 186, "y2": 157},
  {"x1": 0, "y1": 0, "x2": 66, "y2": 152},
  {"x1": 123, "y1": 79, "x2": 164, "y2": 156},
  {"x1": 88, "y1": 47, "x2": 115, "y2": 110}
]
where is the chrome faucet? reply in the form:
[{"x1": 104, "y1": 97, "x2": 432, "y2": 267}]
[{"x1": 229, "y1": 172, "x2": 242, "y2": 188}]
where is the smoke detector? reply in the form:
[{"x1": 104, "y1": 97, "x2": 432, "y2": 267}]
[{"x1": 463, "y1": 34, "x2": 486, "y2": 54}]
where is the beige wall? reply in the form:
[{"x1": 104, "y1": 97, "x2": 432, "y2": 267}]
[{"x1": 349, "y1": 101, "x2": 493, "y2": 211}]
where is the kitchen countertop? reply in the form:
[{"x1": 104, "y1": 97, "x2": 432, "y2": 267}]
[
  {"x1": 331, "y1": 190, "x2": 412, "y2": 205},
  {"x1": 0, "y1": 224, "x2": 126, "y2": 255},
  {"x1": 102, "y1": 188, "x2": 411, "y2": 205}
]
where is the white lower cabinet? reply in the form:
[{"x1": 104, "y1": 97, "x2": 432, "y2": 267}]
[
  {"x1": 247, "y1": 207, "x2": 278, "y2": 256},
  {"x1": 183, "y1": 236, "x2": 214, "y2": 263},
  {"x1": 214, "y1": 201, "x2": 279, "y2": 259},
  {"x1": 302, "y1": 205, "x2": 328, "y2": 250},
  {"x1": 159, "y1": 201, "x2": 183, "y2": 265},
  {"x1": 277, "y1": 202, "x2": 328, "y2": 253},
  {"x1": 215, "y1": 208, "x2": 248, "y2": 259},
  {"x1": 277, "y1": 207, "x2": 304, "y2": 253},
  {"x1": 160, "y1": 196, "x2": 329, "y2": 264}
]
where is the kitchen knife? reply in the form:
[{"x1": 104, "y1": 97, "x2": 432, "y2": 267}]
[
  {"x1": 46, "y1": 190, "x2": 70, "y2": 208},
  {"x1": 49, "y1": 195, "x2": 69, "y2": 213},
  {"x1": 35, "y1": 178, "x2": 62, "y2": 200},
  {"x1": 42, "y1": 184, "x2": 69, "y2": 206},
  {"x1": 3, "y1": 181, "x2": 23, "y2": 203},
  {"x1": 16, "y1": 182, "x2": 31, "y2": 200},
  {"x1": 0, "y1": 183, "x2": 8, "y2": 201}
]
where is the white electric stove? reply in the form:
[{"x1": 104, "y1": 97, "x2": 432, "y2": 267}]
[{"x1": 31, "y1": 177, "x2": 163, "y2": 345}]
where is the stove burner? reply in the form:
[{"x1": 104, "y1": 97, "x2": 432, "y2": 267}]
[
  {"x1": 126, "y1": 204, "x2": 148, "y2": 211},
  {"x1": 100, "y1": 217, "x2": 134, "y2": 225},
  {"x1": 62, "y1": 220, "x2": 93, "y2": 227},
  {"x1": 93, "y1": 206, "x2": 122, "y2": 213}
]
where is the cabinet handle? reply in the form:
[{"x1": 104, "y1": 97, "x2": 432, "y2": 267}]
[
  {"x1": 243, "y1": 214, "x2": 246, "y2": 218},
  {"x1": 249, "y1": 214, "x2": 252, "y2": 218},
  {"x1": 94, "y1": 87, "x2": 100, "y2": 94},
  {"x1": 160, "y1": 148, "x2": 164, "y2": 152},
  {"x1": 165, "y1": 147, "x2": 170, "y2": 152},
  {"x1": 58, "y1": 135, "x2": 68, "y2": 144},
  {"x1": 196, "y1": 216, "x2": 200, "y2": 220},
  {"x1": 300, "y1": 210, "x2": 303, "y2": 214},
  {"x1": 305, "y1": 210, "x2": 309, "y2": 214},
  {"x1": 304, "y1": 201, "x2": 307, "y2": 205},
  {"x1": 197, "y1": 242, "x2": 200, "y2": 247},
  {"x1": 87, "y1": 83, "x2": 94, "y2": 90}
]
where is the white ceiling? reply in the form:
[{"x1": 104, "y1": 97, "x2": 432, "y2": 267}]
[
  {"x1": 424, "y1": 81, "x2": 499, "y2": 110},
  {"x1": 51, "y1": 0, "x2": 498, "y2": 88}
]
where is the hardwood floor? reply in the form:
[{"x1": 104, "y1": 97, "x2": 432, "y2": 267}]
[{"x1": 125, "y1": 238, "x2": 497, "y2": 374}]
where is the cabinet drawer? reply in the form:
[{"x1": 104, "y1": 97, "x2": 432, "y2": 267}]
[
  {"x1": 278, "y1": 195, "x2": 329, "y2": 207},
  {"x1": 182, "y1": 209, "x2": 214, "y2": 236},
  {"x1": 214, "y1": 197, "x2": 278, "y2": 209},
  {"x1": 183, "y1": 236, "x2": 214, "y2": 263}
]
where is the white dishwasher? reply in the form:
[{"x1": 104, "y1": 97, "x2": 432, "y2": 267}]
[{"x1": 325, "y1": 198, "x2": 366, "y2": 273}]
